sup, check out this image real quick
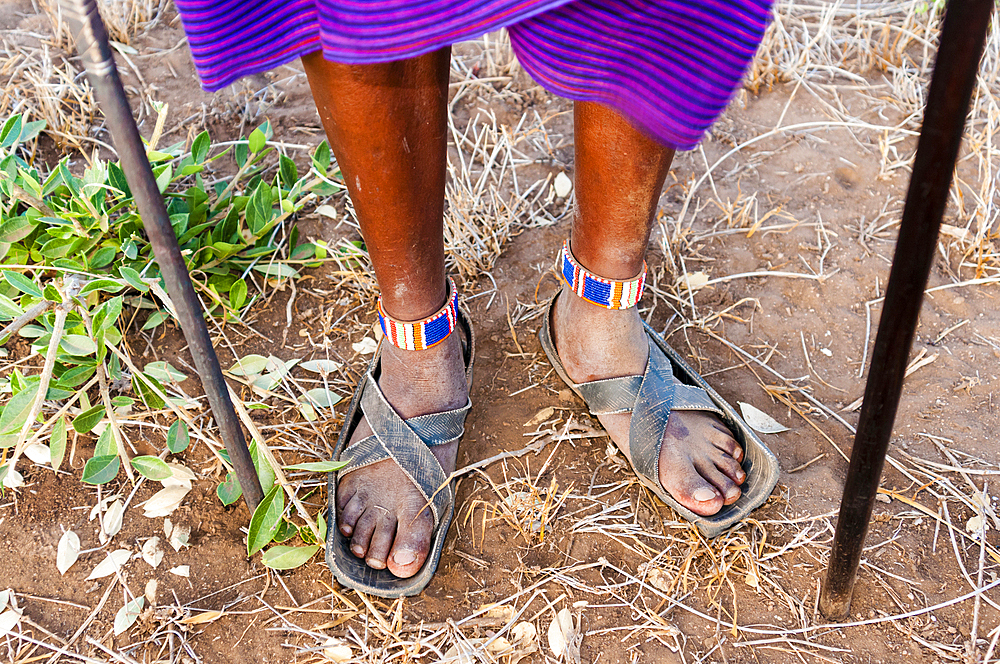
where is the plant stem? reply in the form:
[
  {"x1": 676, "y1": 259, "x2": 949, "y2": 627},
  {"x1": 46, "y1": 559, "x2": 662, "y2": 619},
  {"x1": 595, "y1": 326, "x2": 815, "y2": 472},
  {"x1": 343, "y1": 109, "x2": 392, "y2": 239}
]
[{"x1": 0, "y1": 300, "x2": 54, "y2": 343}]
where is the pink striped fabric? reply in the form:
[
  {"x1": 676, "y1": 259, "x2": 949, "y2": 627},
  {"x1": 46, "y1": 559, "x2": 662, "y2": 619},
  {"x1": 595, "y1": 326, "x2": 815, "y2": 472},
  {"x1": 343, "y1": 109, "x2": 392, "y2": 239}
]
[{"x1": 174, "y1": 0, "x2": 772, "y2": 149}]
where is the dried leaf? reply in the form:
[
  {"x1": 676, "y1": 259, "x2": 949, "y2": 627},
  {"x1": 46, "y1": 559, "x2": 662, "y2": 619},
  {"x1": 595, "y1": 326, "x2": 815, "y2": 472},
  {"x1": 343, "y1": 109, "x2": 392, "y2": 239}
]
[
  {"x1": 86, "y1": 549, "x2": 131, "y2": 580},
  {"x1": 679, "y1": 271, "x2": 710, "y2": 292},
  {"x1": 141, "y1": 537, "x2": 164, "y2": 568},
  {"x1": 179, "y1": 610, "x2": 223, "y2": 625},
  {"x1": 169, "y1": 565, "x2": 190, "y2": 577},
  {"x1": 321, "y1": 637, "x2": 353, "y2": 662},
  {"x1": 2, "y1": 468, "x2": 23, "y2": 488},
  {"x1": 143, "y1": 485, "x2": 191, "y2": 518},
  {"x1": 160, "y1": 463, "x2": 196, "y2": 489},
  {"x1": 0, "y1": 609, "x2": 22, "y2": 638},
  {"x1": 168, "y1": 523, "x2": 191, "y2": 551},
  {"x1": 113, "y1": 597, "x2": 144, "y2": 635},
  {"x1": 737, "y1": 402, "x2": 790, "y2": 434},
  {"x1": 24, "y1": 443, "x2": 51, "y2": 465},
  {"x1": 56, "y1": 530, "x2": 80, "y2": 575},
  {"x1": 352, "y1": 337, "x2": 377, "y2": 355},
  {"x1": 547, "y1": 608, "x2": 580, "y2": 663},
  {"x1": 554, "y1": 172, "x2": 572, "y2": 198},
  {"x1": 144, "y1": 579, "x2": 158, "y2": 606},
  {"x1": 524, "y1": 407, "x2": 555, "y2": 428},
  {"x1": 103, "y1": 499, "x2": 124, "y2": 539},
  {"x1": 300, "y1": 359, "x2": 342, "y2": 374}
]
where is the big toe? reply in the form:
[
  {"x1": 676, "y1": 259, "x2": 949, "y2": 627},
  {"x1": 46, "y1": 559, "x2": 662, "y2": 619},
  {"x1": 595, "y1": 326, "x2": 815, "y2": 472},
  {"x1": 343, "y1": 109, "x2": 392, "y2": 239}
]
[
  {"x1": 667, "y1": 472, "x2": 726, "y2": 516},
  {"x1": 386, "y1": 510, "x2": 434, "y2": 578}
]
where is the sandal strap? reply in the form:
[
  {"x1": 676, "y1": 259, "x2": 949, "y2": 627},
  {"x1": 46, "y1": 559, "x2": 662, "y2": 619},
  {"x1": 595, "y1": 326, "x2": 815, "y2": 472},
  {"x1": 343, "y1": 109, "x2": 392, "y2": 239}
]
[{"x1": 336, "y1": 371, "x2": 468, "y2": 528}]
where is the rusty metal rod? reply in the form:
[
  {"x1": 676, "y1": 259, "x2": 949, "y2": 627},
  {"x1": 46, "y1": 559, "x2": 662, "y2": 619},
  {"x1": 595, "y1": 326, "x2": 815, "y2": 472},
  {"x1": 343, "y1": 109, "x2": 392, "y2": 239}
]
[
  {"x1": 819, "y1": 0, "x2": 995, "y2": 620},
  {"x1": 59, "y1": 0, "x2": 264, "y2": 511}
]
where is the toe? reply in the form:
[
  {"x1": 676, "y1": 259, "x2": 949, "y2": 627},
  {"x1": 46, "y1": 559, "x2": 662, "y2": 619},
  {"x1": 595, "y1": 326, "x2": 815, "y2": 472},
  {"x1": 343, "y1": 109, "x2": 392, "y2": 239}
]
[
  {"x1": 709, "y1": 427, "x2": 743, "y2": 462},
  {"x1": 386, "y1": 509, "x2": 434, "y2": 578},
  {"x1": 696, "y1": 460, "x2": 741, "y2": 506},
  {"x1": 712, "y1": 450, "x2": 747, "y2": 485},
  {"x1": 667, "y1": 471, "x2": 724, "y2": 516},
  {"x1": 338, "y1": 491, "x2": 366, "y2": 537},
  {"x1": 365, "y1": 512, "x2": 397, "y2": 570},
  {"x1": 350, "y1": 509, "x2": 378, "y2": 558}
]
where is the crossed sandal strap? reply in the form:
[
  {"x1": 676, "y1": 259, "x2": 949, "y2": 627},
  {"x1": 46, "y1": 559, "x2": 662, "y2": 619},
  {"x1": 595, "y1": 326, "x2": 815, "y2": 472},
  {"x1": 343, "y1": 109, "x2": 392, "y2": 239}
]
[
  {"x1": 336, "y1": 371, "x2": 470, "y2": 528},
  {"x1": 572, "y1": 341, "x2": 723, "y2": 486}
]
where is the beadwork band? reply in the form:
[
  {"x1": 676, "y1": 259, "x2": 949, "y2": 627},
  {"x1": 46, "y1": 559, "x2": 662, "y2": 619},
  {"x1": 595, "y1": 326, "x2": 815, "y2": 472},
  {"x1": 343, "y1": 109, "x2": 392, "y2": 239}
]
[
  {"x1": 377, "y1": 278, "x2": 459, "y2": 351},
  {"x1": 560, "y1": 241, "x2": 646, "y2": 309}
]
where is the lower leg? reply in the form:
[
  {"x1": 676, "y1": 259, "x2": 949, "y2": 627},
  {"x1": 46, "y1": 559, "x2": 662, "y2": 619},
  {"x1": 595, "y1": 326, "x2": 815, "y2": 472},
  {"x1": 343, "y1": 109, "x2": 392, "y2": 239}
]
[
  {"x1": 303, "y1": 51, "x2": 468, "y2": 577},
  {"x1": 553, "y1": 102, "x2": 745, "y2": 515}
]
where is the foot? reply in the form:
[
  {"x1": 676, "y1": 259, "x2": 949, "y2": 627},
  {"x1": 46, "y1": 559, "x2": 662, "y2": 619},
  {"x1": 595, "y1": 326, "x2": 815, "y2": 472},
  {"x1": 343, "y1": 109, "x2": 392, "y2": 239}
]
[
  {"x1": 551, "y1": 289, "x2": 746, "y2": 516},
  {"x1": 336, "y1": 330, "x2": 468, "y2": 578}
]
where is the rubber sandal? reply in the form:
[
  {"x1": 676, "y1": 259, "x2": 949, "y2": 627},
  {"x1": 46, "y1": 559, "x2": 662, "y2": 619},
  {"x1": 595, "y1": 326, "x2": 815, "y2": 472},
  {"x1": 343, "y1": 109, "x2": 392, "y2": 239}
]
[
  {"x1": 326, "y1": 306, "x2": 474, "y2": 597},
  {"x1": 538, "y1": 293, "x2": 779, "y2": 537}
]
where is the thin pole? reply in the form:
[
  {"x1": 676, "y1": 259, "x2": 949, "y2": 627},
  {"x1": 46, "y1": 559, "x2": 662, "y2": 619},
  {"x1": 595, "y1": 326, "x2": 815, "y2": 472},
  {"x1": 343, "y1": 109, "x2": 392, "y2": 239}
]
[
  {"x1": 59, "y1": 0, "x2": 265, "y2": 511},
  {"x1": 819, "y1": 0, "x2": 995, "y2": 619}
]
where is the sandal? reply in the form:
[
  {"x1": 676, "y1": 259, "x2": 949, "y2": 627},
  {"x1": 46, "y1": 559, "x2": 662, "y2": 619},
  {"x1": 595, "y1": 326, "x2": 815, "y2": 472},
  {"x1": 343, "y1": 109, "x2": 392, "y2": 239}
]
[
  {"x1": 539, "y1": 244, "x2": 779, "y2": 537},
  {"x1": 326, "y1": 285, "x2": 474, "y2": 597}
]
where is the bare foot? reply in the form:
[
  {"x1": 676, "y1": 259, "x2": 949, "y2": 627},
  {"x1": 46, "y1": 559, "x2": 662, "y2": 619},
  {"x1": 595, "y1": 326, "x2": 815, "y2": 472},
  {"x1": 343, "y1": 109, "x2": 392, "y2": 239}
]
[
  {"x1": 336, "y1": 330, "x2": 468, "y2": 578},
  {"x1": 551, "y1": 289, "x2": 745, "y2": 516}
]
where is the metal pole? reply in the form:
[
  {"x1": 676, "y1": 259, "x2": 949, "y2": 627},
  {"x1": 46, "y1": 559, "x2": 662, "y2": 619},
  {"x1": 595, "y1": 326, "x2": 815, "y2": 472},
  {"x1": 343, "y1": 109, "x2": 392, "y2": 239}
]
[
  {"x1": 59, "y1": 0, "x2": 265, "y2": 511},
  {"x1": 819, "y1": 0, "x2": 995, "y2": 619}
]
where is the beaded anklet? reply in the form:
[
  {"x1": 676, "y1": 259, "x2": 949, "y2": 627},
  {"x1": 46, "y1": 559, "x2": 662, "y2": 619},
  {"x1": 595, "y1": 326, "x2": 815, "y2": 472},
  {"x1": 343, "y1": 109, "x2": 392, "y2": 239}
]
[
  {"x1": 377, "y1": 278, "x2": 459, "y2": 351},
  {"x1": 560, "y1": 241, "x2": 646, "y2": 309}
]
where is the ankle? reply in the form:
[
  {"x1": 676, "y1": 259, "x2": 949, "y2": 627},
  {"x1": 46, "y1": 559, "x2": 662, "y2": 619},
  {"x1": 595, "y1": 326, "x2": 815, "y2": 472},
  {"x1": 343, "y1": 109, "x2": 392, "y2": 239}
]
[{"x1": 378, "y1": 334, "x2": 469, "y2": 418}]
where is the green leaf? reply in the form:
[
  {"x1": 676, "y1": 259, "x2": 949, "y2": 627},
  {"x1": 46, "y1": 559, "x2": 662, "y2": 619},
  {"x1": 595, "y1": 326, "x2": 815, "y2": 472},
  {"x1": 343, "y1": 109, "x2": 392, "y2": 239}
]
[
  {"x1": 89, "y1": 246, "x2": 117, "y2": 269},
  {"x1": 118, "y1": 266, "x2": 149, "y2": 293},
  {"x1": 144, "y1": 361, "x2": 187, "y2": 383},
  {"x1": 0, "y1": 115, "x2": 23, "y2": 149},
  {"x1": 0, "y1": 383, "x2": 39, "y2": 434},
  {"x1": 81, "y1": 455, "x2": 119, "y2": 485},
  {"x1": 141, "y1": 310, "x2": 170, "y2": 331},
  {"x1": 245, "y1": 181, "x2": 273, "y2": 235},
  {"x1": 110, "y1": 396, "x2": 134, "y2": 408},
  {"x1": 217, "y1": 472, "x2": 242, "y2": 506},
  {"x1": 94, "y1": 426, "x2": 116, "y2": 457},
  {"x1": 72, "y1": 405, "x2": 105, "y2": 433},
  {"x1": 43, "y1": 284, "x2": 61, "y2": 302},
  {"x1": 312, "y1": 141, "x2": 331, "y2": 171},
  {"x1": 0, "y1": 292, "x2": 24, "y2": 318},
  {"x1": 2, "y1": 270, "x2": 41, "y2": 298},
  {"x1": 18, "y1": 120, "x2": 45, "y2": 144},
  {"x1": 250, "y1": 439, "x2": 276, "y2": 495},
  {"x1": 130, "y1": 455, "x2": 171, "y2": 480},
  {"x1": 261, "y1": 545, "x2": 320, "y2": 570},
  {"x1": 278, "y1": 154, "x2": 297, "y2": 187},
  {"x1": 191, "y1": 130, "x2": 211, "y2": 163},
  {"x1": 248, "y1": 128, "x2": 266, "y2": 153},
  {"x1": 50, "y1": 416, "x2": 67, "y2": 470},
  {"x1": 60, "y1": 334, "x2": 97, "y2": 356},
  {"x1": 283, "y1": 460, "x2": 348, "y2": 473},
  {"x1": 229, "y1": 354, "x2": 268, "y2": 376},
  {"x1": 133, "y1": 373, "x2": 166, "y2": 410},
  {"x1": 252, "y1": 263, "x2": 298, "y2": 280},
  {"x1": 79, "y1": 279, "x2": 125, "y2": 296},
  {"x1": 300, "y1": 388, "x2": 341, "y2": 409},
  {"x1": 317, "y1": 511, "x2": 327, "y2": 542},
  {"x1": 247, "y1": 485, "x2": 284, "y2": 556},
  {"x1": 98, "y1": 296, "x2": 123, "y2": 331},
  {"x1": 229, "y1": 278, "x2": 247, "y2": 310},
  {"x1": 155, "y1": 165, "x2": 172, "y2": 193},
  {"x1": 166, "y1": 420, "x2": 190, "y2": 454},
  {"x1": 272, "y1": 518, "x2": 297, "y2": 543}
]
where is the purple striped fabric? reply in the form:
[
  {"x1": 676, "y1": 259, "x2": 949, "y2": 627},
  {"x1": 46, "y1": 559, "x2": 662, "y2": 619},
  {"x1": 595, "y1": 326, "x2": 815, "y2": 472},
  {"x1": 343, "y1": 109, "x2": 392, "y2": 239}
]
[{"x1": 174, "y1": 0, "x2": 772, "y2": 149}]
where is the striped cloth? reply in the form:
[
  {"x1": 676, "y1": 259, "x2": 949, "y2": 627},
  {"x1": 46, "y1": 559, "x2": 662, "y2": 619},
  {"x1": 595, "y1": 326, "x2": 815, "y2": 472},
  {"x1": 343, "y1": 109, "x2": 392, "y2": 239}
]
[{"x1": 174, "y1": 0, "x2": 772, "y2": 149}]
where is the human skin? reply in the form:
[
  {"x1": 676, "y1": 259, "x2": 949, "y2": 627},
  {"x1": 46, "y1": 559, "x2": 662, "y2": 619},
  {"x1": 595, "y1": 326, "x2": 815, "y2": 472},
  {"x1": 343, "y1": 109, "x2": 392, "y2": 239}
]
[{"x1": 302, "y1": 49, "x2": 745, "y2": 579}]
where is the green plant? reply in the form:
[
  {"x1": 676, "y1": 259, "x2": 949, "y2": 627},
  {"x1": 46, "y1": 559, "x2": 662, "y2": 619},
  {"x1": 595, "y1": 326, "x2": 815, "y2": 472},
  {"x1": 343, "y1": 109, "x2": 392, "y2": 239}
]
[{"x1": 0, "y1": 111, "x2": 346, "y2": 568}]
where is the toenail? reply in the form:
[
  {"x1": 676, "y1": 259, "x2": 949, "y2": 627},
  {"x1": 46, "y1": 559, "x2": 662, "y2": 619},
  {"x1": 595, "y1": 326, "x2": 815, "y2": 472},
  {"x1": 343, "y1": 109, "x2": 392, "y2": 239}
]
[
  {"x1": 340, "y1": 524, "x2": 353, "y2": 536},
  {"x1": 366, "y1": 558, "x2": 386, "y2": 570},
  {"x1": 726, "y1": 487, "x2": 740, "y2": 499},
  {"x1": 352, "y1": 545, "x2": 365, "y2": 557},
  {"x1": 393, "y1": 550, "x2": 416, "y2": 566},
  {"x1": 693, "y1": 488, "x2": 717, "y2": 502}
]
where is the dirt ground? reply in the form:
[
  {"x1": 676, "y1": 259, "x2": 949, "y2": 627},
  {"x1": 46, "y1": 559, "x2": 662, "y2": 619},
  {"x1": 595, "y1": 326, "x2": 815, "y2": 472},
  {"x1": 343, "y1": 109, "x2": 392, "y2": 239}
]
[{"x1": 1, "y1": 2, "x2": 999, "y2": 664}]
